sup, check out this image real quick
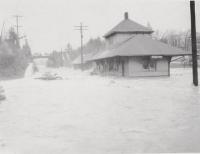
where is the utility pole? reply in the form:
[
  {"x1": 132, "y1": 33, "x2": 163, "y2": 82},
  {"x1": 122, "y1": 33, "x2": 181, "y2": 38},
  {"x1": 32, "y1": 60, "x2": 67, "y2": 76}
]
[
  {"x1": 13, "y1": 15, "x2": 23, "y2": 46},
  {"x1": 60, "y1": 48, "x2": 64, "y2": 66},
  {"x1": 13, "y1": 15, "x2": 22, "y2": 38},
  {"x1": 0, "y1": 21, "x2": 5, "y2": 41},
  {"x1": 74, "y1": 23, "x2": 88, "y2": 70},
  {"x1": 190, "y1": 1, "x2": 198, "y2": 86}
]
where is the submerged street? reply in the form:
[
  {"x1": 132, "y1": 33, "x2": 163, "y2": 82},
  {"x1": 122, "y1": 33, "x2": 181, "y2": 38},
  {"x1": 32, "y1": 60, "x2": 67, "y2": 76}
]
[{"x1": 0, "y1": 67, "x2": 199, "y2": 153}]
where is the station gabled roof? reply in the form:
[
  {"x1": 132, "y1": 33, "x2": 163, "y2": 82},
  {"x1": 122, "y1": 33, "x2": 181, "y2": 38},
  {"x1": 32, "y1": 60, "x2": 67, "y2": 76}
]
[
  {"x1": 90, "y1": 35, "x2": 192, "y2": 60},
  {"x1": 104, "y1": 12, "x2": 153, "y2": 38}
]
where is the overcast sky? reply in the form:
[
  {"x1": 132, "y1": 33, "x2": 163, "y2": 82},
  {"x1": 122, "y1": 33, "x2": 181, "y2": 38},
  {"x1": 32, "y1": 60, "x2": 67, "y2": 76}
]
[{"x1": 0, "y1": 0, "x2": 199, "y2": 53}]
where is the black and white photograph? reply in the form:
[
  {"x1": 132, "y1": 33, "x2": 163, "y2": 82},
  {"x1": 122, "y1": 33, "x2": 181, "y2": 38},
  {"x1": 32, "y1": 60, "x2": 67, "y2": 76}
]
[{"x1": 0, "y1": 0, "x2": 199, "y2": 153}]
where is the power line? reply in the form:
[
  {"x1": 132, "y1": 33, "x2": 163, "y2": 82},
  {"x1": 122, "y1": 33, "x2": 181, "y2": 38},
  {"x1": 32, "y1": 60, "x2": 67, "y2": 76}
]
[{"x1": 74, "y1": 22, "x2": 88, "y2": 70}]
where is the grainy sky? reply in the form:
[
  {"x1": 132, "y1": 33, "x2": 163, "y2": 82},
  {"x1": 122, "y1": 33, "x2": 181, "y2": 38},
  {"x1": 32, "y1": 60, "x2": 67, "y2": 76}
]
[{"x1": 0, "y1": 0, "x2": 199, "y2": 53}]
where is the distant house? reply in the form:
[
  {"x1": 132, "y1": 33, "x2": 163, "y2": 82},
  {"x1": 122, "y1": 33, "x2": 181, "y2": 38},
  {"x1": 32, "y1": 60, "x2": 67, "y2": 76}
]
[
  {"x1": 89, "y1": 12, "x2": 191, "y2": 77},
  {"x1": 185, "y1": 32, "x2": 200, "y2": 53},
  {"x1": 72, "y1": 52, "x2": 95, "y2": 70}
]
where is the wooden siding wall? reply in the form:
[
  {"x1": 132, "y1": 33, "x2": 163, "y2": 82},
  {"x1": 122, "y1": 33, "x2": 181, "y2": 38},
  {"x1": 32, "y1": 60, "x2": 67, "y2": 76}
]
[
  {"x1": 128, "y1": 57, "x2": 169, "y2": 77},
  {"x1": 93, "y1": 56, "x2": 170, "y2": 77},
  {"x1": 106, "y1": 33, "x2": 151, "y2": 46}
]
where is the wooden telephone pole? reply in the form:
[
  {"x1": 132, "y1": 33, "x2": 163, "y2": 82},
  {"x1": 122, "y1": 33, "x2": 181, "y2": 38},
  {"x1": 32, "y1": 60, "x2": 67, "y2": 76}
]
[
  {"x1": 190, "y1": 1, "x2": 198, "y2": 86},
  {"x1": 13, "y1": 15, "x2": 26, "y2": 46},
  {"x1": 13, "y1": 15, "x2": 22, "y2": 38},
  {"x1": 74, "y1": 23, "x2": 88, "y2": 70}
]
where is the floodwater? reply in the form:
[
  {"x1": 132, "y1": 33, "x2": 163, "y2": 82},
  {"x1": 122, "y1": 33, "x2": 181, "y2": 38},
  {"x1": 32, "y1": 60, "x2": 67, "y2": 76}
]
[{"x1": 0, "y1": 65, "x2": 199, "y2": 154}]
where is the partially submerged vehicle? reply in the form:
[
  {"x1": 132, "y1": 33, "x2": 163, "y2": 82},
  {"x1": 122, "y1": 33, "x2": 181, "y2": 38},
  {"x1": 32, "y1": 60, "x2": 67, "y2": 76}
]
[{"x1": 35, "y1": 72, "x2": 62, "y2": 80}]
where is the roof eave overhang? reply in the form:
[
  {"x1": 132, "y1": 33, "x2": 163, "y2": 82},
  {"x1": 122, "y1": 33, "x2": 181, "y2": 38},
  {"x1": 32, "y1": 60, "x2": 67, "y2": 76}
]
[
  {"x1": 90, "y1": 53, "x2": 193, "y2": 61},
  {"x1": 103, "y1": 31, "x2": 154, "y2": 38}
]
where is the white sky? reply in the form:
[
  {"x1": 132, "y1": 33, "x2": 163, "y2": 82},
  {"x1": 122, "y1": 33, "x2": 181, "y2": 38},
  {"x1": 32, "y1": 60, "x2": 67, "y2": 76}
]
[{"x1": 0, "y1": 0, "x2": 199, "y2": 53}]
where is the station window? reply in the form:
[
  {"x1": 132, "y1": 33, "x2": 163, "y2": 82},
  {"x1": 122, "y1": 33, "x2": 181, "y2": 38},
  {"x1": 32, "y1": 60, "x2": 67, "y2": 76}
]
[{"x1": 142, "y1": 57, "x2": 156, "y2": 71}]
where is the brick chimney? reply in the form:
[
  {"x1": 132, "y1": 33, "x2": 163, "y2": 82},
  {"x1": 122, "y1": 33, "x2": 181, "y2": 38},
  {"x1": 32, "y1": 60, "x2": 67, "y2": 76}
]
[{"x1": 124, "y1": 12, "x2": 129, "y2": 20}]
